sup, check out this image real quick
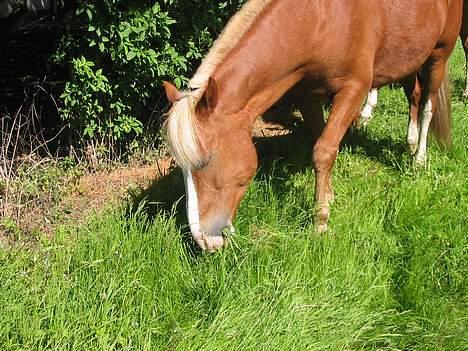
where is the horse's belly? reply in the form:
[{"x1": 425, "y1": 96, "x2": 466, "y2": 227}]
[
  {"x1": 371, "y1": 0, "x2": 448, "y2": 85},
  {"x1": 372, "y1": 42, "x2": 435, "y2": 86}
]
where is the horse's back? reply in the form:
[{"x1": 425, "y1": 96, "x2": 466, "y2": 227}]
[{"x1": 296, "y1": 0, "x2": 461, "y2": 90}]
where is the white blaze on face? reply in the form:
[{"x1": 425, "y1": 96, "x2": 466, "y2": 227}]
[
  {"x1": 182, "y1": 169, "x2": 226, "y2": 251},
  {"x1": 182, "y1": 169, "x2": 201, "y2": 236}
]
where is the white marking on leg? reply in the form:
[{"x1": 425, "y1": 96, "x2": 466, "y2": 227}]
[
  {"x1": 407, "y1": 117, "x2": 419, "y2": 155},
  {"x1": 415, "y1": 99, "x2": 432, "y2": 165},
  {"x1": 360, "y1": 88, "x2": 378, "y2": 126}
]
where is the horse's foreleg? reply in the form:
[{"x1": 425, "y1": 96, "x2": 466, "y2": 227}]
[
  {"x1": 294, "y1": 96, "x2": 325, "y2": 145},
  {"x1": 313, "y1": 82, "x2": 370, "y2": 232},
  {"x1": 295, "y1": 97, "x2": 334, "y2": 202}
]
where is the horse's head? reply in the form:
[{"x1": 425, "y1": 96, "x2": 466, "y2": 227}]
[{"x1": 164, "y1": 78, "x2": 257, "y2": 251}]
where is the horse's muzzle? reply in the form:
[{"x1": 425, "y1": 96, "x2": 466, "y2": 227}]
[
  {"x1": 192, "y1": 220, "x2": 234, "y2": 252},
  {"x1": 192, "y1": 232, "x2": 226, "y2": 252}
]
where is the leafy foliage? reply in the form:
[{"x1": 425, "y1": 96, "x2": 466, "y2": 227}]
[{"x1": 57, "y1": 0, "x2": 246, "y2": 154}]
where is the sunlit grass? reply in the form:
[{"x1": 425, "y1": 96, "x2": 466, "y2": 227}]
[{"x1": 0, "y1": 46, "x2": 467, "y2": 350}]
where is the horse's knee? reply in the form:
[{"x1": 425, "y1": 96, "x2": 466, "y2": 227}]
[{"x1": 313, "y1": 142, "x2": 338, "y2": 171}]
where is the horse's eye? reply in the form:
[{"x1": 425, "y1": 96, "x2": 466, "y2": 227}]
[{"x1": 195, "y1": 153, "x2": 212, "y2": 170}]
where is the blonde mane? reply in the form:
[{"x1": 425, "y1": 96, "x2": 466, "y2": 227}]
[{"x1": 165, "y1": 0, "x2": 273, "y2": 170}]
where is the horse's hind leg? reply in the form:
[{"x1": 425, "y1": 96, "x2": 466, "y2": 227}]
[
  {"x1": 415, "y1": 60, "x2": 451, "y2": 165},
  {"x1": 414, "y1": 0, "x2": 460, "y2": 164},
  {"x1": 313, "y1": 81, "x2": 370, "y2": 232},
  {"x1": 413, "y1": 89, "x2": 433, "y2": 165},
  {"x1": 402, "y1": 74, "x2": 422, "y2": 155}
]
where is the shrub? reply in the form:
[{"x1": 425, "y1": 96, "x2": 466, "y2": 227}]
[{"x1": 57, "y1": 0, "x2": 245, "y2": 157}]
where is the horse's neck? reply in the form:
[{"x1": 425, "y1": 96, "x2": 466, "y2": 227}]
[{"x1": 212, "y1": 0, "x2": 316, "y2": 123}]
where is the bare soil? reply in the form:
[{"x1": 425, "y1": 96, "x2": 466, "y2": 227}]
[{"x1": 64, "y1": 158, "x2": 175, "y2": 221}]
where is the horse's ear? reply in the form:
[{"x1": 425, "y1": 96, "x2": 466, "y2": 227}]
[
  {"x1": 163, "y1": 81, "x2": 184, "y2": 103},
  {"x1": 196, "y1": 77, "x2": 218, "y2": 117}
]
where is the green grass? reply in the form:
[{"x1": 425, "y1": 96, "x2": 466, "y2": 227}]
[{"x1": 1, "y1": 46, "x2": 467, "y2": 350}]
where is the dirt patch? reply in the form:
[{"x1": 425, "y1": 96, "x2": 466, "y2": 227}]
[
  {"x1": 0, "y1": 158, "x2": 175, "y2": 246},
  {"x1": 253, "y1": 117, "x2": 292, "y2": 138},
  {"x1": 63, "y1": 158, "x2": 175, "y2": 222},
  {"x1": 253, "y1": 106, "x2": 303, "y2": 138}
]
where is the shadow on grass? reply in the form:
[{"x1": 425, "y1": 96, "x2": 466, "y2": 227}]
[
  {"x1": 127, "y1": 124, "x2": 406, "y2": 251},
  {"x1": 343, "y1": 128, "x2": 408, "y2": 171},
  {"x1": 128, "y1": 166, "x2": 203, "y2": 257},
  {"x1": 255, "y1": 125, "x2": 408, "y2": 177}
]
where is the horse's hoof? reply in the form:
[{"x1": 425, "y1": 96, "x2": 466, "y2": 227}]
[
  {"x1": 316, "y1": 223, "x2": 328, "y2": 234},
  {"x1": 359, "y1": 117, "x2": 370, "y2": 128},
  {"x1": 356, "y1": 116, "x2": 370, "y2": 129},
  {"x1": 414, "y1": 154, "x2": 427, "y2": 167},
  {"x1": 408, "y1": 143, "x2": 418, "y2": 155}
]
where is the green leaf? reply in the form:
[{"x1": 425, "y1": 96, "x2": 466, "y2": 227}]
[
  {"x1": 174, "y1": 77, "x2": 181, "y2": 89},
  {"x1": 85, "y1": 8, "x2": 92, "y2": 21},
  {"x1": 126, "y1": 51, "x2": 137, "y2": 61}
]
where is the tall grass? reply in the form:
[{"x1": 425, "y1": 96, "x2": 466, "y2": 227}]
[{"x1": 0, "y1": 47, "x2": 467, "y2": 350}]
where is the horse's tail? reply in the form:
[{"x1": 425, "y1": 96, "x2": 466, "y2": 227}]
[{"x1": 430, "y1": 62, "x2": 452, "y2": 148}]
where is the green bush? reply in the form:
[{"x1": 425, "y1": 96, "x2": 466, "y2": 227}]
[{"x1": 57, "y1": 0, "x2": 245, "y2": 156}]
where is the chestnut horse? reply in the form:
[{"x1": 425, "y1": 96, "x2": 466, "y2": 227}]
[{"x1": 164, "y1": 0, "x2": 462, "y2": 251}]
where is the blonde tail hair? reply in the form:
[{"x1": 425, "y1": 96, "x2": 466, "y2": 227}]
[{"x1": 430, "y1": 62, "x2": 452, "y2": 148}]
